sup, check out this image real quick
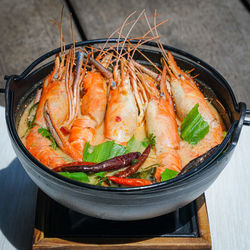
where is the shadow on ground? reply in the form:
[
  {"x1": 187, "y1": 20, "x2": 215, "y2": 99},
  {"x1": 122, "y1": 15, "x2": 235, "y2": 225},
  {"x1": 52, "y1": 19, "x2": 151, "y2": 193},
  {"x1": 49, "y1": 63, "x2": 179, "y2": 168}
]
[
  {"x1": 0, "y1": 88, "x2": 5, "y2": 107},
  {"x1": 0, "y1": 158, "x2": 37, "y2": 250}
]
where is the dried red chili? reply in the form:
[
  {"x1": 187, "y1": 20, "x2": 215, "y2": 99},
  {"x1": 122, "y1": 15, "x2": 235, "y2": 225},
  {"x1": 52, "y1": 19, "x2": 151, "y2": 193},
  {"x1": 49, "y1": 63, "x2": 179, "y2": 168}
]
[
  {"x1": 56, "y1": 152, "x2": 141, "y2": 173},
  {"x1": 115, "y1": 144, "x2": 152, "y2": 178},
  {"x1": 53, "y1": 161, "x2": 95, "y2": 172},
  {"x1": 108, "y1": 176, "x2": 152, "y2": 187}
]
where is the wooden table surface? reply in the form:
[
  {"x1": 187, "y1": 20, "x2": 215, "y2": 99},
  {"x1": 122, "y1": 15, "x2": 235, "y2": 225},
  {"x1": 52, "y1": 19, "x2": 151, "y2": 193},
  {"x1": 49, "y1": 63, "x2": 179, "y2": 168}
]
[{"x1": 0, "y1": 0, "x2": 249, "y2": 249}]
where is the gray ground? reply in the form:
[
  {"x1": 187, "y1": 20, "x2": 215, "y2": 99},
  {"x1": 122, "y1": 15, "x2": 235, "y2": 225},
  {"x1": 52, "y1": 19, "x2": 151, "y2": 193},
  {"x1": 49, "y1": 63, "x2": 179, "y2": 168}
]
[{"x1": 0, "y1": 0, "x2": 249, "y2": 107}]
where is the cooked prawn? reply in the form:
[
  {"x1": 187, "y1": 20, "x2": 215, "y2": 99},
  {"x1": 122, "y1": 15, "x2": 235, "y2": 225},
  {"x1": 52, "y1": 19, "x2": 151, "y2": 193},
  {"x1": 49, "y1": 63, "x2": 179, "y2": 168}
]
[
  {"x1": 22, "y1": 11, "x2": 226, "y2": 187},
  {"x1": 104, "y1": 58, "x2": 138, "y2": 144},
  {"x1": 26, "y1": 53, "x2": 73, "y2": 168},
  {"x1": 144, "y1": 64, "x2": 182, "y2": 181},
  {"x1": 68, "y1": 53, "x2": 111, "y2": 153},
  {"x1": 165, "y1": 51, "x2": 223, "y2": 157}
]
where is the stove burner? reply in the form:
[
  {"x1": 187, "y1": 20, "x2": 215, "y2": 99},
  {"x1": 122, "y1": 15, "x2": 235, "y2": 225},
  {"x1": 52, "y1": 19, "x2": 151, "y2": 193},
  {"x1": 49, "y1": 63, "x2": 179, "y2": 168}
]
[
  {"x1": 42, "y1": 193, "x2": 199, "y2": 238},
  {"x1": 34, "y1": 191, "x2": 211, "y2": 249}
]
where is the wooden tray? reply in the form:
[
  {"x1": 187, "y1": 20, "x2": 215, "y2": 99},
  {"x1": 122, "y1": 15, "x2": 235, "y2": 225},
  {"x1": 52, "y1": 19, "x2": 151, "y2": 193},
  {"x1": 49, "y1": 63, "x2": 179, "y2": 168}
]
[{"x1": 33, "y1": 190, "x2": 211, "y2": 250}]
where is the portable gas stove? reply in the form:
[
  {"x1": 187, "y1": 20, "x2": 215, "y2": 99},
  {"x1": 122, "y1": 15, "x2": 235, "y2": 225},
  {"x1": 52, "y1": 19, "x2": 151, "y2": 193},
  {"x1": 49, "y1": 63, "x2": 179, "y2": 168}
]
[{"x1": 33, "y1": 189, "x2": 211, "y2": 249}]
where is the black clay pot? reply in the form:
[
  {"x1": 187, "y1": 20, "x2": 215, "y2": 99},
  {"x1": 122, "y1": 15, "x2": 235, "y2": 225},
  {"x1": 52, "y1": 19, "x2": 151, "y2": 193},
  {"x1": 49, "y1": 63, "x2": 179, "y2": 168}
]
[{"x1": 2, "y1": 39, "x2": 250, "y2": 220}]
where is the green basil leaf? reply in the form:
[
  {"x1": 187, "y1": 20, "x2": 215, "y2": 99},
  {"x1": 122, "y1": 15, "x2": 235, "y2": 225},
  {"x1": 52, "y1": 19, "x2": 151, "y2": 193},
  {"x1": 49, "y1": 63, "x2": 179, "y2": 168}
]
[
  {"x1": 59, "y1": 172, "x2": 89, "y2": 183},
  {"x1": 94, "y1": 171, "x2": 108, "y2": 186},
  {"x1": 222, "y1": 131, "x2": 227, "y2": 139},
  {"x1": 27, "y1": 102, "x2": 39, "y2": 128},
  {"x1": 83, "y1": 142, "x2": 91, "y2": 161},
  {"x1": 129, "y1": 167, "x2": 157, "y2": 181},
  {"x1": 109, "y1": 143, "x2": 128, "y2": 159},
  {"x1": 95, "y1": 171, "x2": 106, "y2": 178},
  {"x1": 131, "y1": 159, "x2": 139, "y2": 165},
  {"x1": 141, "y1": 133, "x2": 156, "y2": 147},
  {"x1": 181, "y1": 104, "x2": 209, "y2": 145},
  {"x1": 126, "y1": 136, "x2": 144, "y2": 152},
  {"x1": 38, "y1": 127, "x2": 58, "y2": 150},
  {"x1": 126, "y1": 136, "x2": 136, "y2": 152},
  {"x1": 83, "y1": 141, "x2": 128, "y2": 163},
  {"x1": 161, "y1": 168, "x2": 179, "y2": 182},
  {"x1": 89, "y1": 141, "x2": 114, "y2": 163},
  {"x1": 50, "y1": 140, "x2": 57, "y2": 150}
]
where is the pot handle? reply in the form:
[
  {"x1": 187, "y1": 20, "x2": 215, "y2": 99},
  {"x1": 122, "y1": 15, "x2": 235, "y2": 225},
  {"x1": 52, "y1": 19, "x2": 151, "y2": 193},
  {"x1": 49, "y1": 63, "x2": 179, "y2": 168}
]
[
  {"x1": 1, "y1": 75, "x2": 17, "y2": 95},
  {"x1": 244, "y1": 108, "x2": 250, "y2": 126},
  {"x1": 231, "y1": 102, "x2": 247, "y2": 147},
  {"x1": 1, "y1": 75, "x2": 20, "y2": 96}
]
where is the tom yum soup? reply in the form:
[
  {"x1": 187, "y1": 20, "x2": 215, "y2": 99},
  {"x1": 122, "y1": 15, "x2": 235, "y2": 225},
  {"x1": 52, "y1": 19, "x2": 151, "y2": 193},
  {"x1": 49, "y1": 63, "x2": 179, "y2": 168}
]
[
  {"x1": 19, "y1": 0, "x2": 232, "y2": 187},
  {"x1": 17, "y1": 42, "x2": 225, "y2": 188}
]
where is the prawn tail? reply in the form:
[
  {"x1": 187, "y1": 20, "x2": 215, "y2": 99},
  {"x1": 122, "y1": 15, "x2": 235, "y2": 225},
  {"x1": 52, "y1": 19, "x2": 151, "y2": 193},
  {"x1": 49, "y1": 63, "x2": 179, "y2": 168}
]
[
  {"x1": 155, "y1": 149, "x2": 182, "y2": 181},
  {"x1": 26, "y1": 125, "x2": 66, "y2": 168},
  {"x1": 68, "y1": 117, "x2": 96, "y2": 154}
]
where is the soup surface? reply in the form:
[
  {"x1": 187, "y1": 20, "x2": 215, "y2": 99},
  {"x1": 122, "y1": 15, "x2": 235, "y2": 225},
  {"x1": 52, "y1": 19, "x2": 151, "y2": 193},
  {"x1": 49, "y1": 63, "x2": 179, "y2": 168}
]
[{"x1": 17, "y1": 48, "x2": 225, "y2": 187}]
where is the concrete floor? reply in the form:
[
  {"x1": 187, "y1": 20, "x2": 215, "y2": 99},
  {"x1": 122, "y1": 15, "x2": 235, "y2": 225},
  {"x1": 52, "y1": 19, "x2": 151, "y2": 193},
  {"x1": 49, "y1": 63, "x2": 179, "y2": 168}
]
[
  {"x1": 0, "y1": 0, "x2": 249, "y2": 107},
  {"x1": 0, "y1": 0, "x2": 80, "y2": 106},
  {"x1": 72, "y1": 0, "x2": 250, "y2": 106}
]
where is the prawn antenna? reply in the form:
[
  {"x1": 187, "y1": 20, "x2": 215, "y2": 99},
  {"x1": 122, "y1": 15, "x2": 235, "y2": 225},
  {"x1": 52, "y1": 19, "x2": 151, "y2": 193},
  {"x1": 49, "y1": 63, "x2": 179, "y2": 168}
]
[
  {"x1": 60, "y1": 5, "x2": 65, "y2": 58},
  {"x1": 70, "y1": 13, "x2": 76, "y2": 62},
  {"x1": 118, "y1": 10, "x2": 145, "y2": 64},
  {"x1": 116, "y1": 11, "x2": 137, "y2": 57}
]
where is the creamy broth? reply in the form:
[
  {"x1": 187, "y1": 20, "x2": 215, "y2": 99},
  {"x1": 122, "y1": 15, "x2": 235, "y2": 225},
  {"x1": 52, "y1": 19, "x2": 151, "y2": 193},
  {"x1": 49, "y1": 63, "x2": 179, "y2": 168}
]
[
  {"x1": 18, "y1": 100, "x2": 35, "y2": 145},
  {"x1": 18, "y1": 95, "x2": 224, "y2": 174},
  {"x1": 18, "y1": 101, "x2": 158, "y2": 166}
]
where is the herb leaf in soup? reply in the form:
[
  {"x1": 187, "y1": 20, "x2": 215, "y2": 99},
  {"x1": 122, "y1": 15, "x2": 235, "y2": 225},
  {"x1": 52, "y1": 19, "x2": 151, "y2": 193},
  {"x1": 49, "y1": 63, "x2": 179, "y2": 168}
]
[
  {"x1": 27, "y1": 102, "x2": 38, "y2": 128},
  {"x1": 38, "y1": 127, "x2": 58, "y2": 150},
  {"x1": 129, "y1": 167, "x2": 157, "y2": 182},
  {"x1": 59, "y1": 172, "x2": 89, "y2": 183},
  {"x1": 141, "y1": 133, "x2": 156, "y2": 147},
  {"x1": 161, "y1": 168, "x2": 179, "y2": 182},
  {"x1": 95, "y1": 171, "x2": 106, "y2": 178},
  {"x1": 181, "y1": 103, "x2": 209, "y2": 145},
  {"x1": 126, "y1": 136, "x2": 142, "y2": 152},
  {"x1": 83, "y1": 141, "x2": 128, "y2": 163},
  {"x1": 21, "y1": 102, "x2": 39, "y2": 138}
]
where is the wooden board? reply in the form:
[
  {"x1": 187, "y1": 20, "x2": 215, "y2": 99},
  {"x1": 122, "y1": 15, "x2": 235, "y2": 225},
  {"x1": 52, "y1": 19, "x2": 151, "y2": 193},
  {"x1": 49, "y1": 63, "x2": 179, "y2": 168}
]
[{"x1": 33, "y1": 190, "x2": 211, "y2": 250}]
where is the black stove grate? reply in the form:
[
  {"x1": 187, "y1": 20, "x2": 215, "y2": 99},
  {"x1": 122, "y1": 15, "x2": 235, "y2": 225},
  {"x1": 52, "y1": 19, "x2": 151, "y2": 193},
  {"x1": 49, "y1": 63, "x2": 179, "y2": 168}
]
[{"x1": 45, "y1": 198, "x2": 199, "y2": 238}]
